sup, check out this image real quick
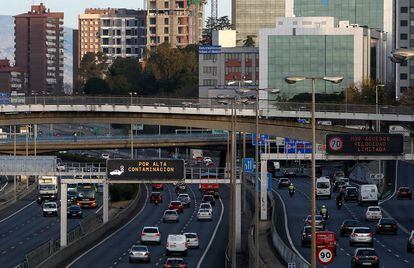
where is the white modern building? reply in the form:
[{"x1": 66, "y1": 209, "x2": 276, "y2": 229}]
[{"x1": 259, "y1": 17, "x2": 387, "y2": 98}]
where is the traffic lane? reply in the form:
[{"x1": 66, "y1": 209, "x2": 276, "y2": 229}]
[
  {"x1": 292, "y1": 177, "x2": 414, "y2": 267},
  {"x1": 0, "y1": 195, "x2": 103, "y2": 268},
  {"x1": 381, "y1": 161, "x2": 414, "y2": 231},
  {"x1": 68, "y1": 184, "x2": 171, "y2": 267},
  {"x1": 199, "y1": 187, "x2": 228, "y2": 268},
  {"x1": 272, "y1": 178, "x2": 355, "y2": 267},
  {"x1": 113, "y1": 184, "x2": 223, "y2": 268},
  {"x1": 0, "y1": 189, "x2": 38, "y2": 222}
]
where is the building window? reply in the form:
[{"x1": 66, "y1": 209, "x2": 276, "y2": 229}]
[
  {"x1": 116, "y1": 48, "x2": 121, "y2": 54},
  {"x1": 203, "y1": 66, "x2": 217, "y2": 75},
  {"x1": 164, "y1": 1, "x2": 169, "y2": 8},
  {"x1": 401, "y1": 7, "x2": 408, "y2": 13},
  {"x1": 400, "y1": 73, "x2": 408, "y2": 80},
  {"x1": 400, "y1": 87, "x2": 408, "y2": 93},
  {"x1": 150, "y1": 27, "x2": 156, "y2": 34},
  {"x1": 164, "y1": 27, "x2": 169, "y2": 34},
  {"x1": 126, "y1": 48, "x2": 131, "y2": 54},
  {"x1": 203, "y1": 79, "x2": 217, "y2": 86},
  {"x1": 164, "y1": 36, "x2": 169, "y2": 43},
  {"x1": 401, "y1": 20, "x2": 408, "y2": 27},
  {"x1": 150, "y1": 18, "x2": 156, "y2": 25},
  {"x1": 203, "y1": 54, "x2": 217, "y2": 61},
  {"x1": 102, "y1": 38, "x2": 109, "y2": 45},
  {"x1": 116, "y1": 38, "x2": 122, "y2": 45},
  {"x1": 401, "y1": 33, "x2": 408, "y2": 40},
  {"x1": 164, "y1": 18, "x2": 169, "y2": 25}
]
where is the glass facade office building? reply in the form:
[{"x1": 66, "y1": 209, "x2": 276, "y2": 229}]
[
  {"x1": 293, "y1": 0, "x2": 384, "y2": 30},
  {"x1": 267, "y1": 35, "x2": 354, "y2": 96}
]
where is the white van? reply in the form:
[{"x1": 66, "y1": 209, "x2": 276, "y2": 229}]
[
  {"x1": 316, "y1": 177, "x2": 331, "y2": 199},
  {"x1": 166, "y1": 234, "x2": 188, "y2": 256},
  {"x1": 358, "y1": 184, "x2": 379, "y2": 206}
]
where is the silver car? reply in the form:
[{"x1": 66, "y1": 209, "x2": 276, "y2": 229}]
[
  {"x1": 349, "y1": 227, "x2": 373, "y2": 247},
  {"x1": 163, "y1": 210, "x2": 179, "y2": 223},
  {"x1": 184, "y1": 232, "x2": 200, "y2": 249},
  {"x1": 129, "y1": 245, "x2": 150, "y2": 263},
  {"x1": 197, "y1": 208, "x2": 212, "y2": 221}
]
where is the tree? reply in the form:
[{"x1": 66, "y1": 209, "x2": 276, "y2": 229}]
[
  {"x1": 243, "y1": 35, "x2": 256, "y2": 47},
  {"x1": 289, "y1": 92, "x2": 344, "y2": 103},
  {"x1": 78, "y1": 52, "x2": 109, "y2": 83},
  {"x1": 399, "y1": 87, "x2": 414, "y2": 105},
  {"x1": 345, "y1": 78, "x2": 396, "y2": 105},
  {"x1": 106, "y1": 57, "x2": 143, "y2": 94},
  {"x1": 83, "y1": 77, "x2": 110, "y2": 95},
  {"x1": 202, "y1": 16, "x2": 232, "y2": 45}
]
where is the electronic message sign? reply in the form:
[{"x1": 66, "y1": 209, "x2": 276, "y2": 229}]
[
  {"x1": 107, "y1": 159, "x2": 185, "y2": 180},
  {"x1": 325, "y1": 134, "x2": 404, "y2": 155}
]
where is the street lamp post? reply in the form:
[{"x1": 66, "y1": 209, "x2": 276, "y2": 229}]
[
  {"x1": 375, "y1": 84, "x2": 384, "y2": 132},
  {"x1": 285, "y1": 76, "x2": 343, "y2": 268}
]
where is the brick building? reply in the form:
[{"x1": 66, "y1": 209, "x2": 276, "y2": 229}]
[{"x1": 0, "y1": 59, "x2": 27, "y2": 93}]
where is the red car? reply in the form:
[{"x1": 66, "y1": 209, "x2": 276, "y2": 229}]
[
  {"x1": 168, "y1": 201, "x2": 184, "y2": 213},
  {"x1": 152, "y1": 183, "x2": 164, "y2": 191},
  {"x1": 397, "y1": 187, "x2": 412, "y2": 200}
]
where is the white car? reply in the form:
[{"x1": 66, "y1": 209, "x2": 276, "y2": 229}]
[
  {"x1": 42, "y1": 202, "x2": 58, "y2": 217},
  {"x1": 56, "y1": 163, "x2": 65, "y2": 171},
  {"x1": 166, "y1": 234, "x2": 187, "y2": 256},
  {"x1": 141, "y1": 226, "x2": 161, "y2": 244},
  {"x1": 101, "y1": 153, "x2": 110, "y2": 159},
  {"x1": 197, "y1": 208, "x2": 212, "y2": 221},
  {"x1": 184, "y1": 232, "x2": 200, "y2": 249},
  {"x1": 365, "y1": 206, "x2": 382, "y2": 221},
  {"x1": 199, "y1": 203, "x2": 212, "y2": 213}
]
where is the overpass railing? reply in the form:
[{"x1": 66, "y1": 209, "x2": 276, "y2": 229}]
[{"x1": 3, "y1": 96, "x2": 414, "y2": 116}]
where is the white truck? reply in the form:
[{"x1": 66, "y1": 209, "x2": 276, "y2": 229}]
[
  {"x1": 358, "y1": 184, "x2": 379, "y2": 206},
  {"x1": 191, "y1": 149, "x2": 203, "y2": 163},
  {"x1": 38, "y1": 176, "x2": 58, "y2": 201}
]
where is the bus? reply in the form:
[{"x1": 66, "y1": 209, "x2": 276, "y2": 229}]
[{"x1": 76, "y1": 183, "x2": 97, "y2": 208}]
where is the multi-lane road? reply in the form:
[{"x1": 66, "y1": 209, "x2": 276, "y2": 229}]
[
  {"x1": 0, "y1": 189, "x2": 102, "y2": 267},
  {"x1": 272, "y1": 161, "x2": 414, "y2": 268},
  {"x1": 67, "y1": 184, "x2": 228, "y2": 268}
]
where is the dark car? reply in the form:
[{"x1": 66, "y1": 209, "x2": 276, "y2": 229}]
[
  {"x1": 150, "y1": 192, "x2": 163, "y2": 203},
  {"x1": 376, "y1": 218, "x2": 397, "y2": 235},
  {"x1": 351, "y1": 248, "x2": 379, "y2": 268},
  {"x1": 202, "y1": 194, "x2": 216, "y2": 206},
  {"x1": 283, "y1": 171, "x2": 295, "y2": 179},
  {"x1": 407, "y1": 230, "x2": 414, "y2": 252},
  {"x1": 168, "y1": 201, "x2": 184, "y2": 213},
  {"x1": 67, "y1": 205, "x2": 82, "y2": 218},
  {"x1": 175, "y1": 183, "x2": 187, "y2": 194},
  {"x1": 301, "y1": 226, "x2": 324, "y2": 247},
  {"x1": 340, "y1": 219, "x2": 360, "y2": 236},
  {"x1": 152, "y1": 183, "x2": 164, "y2": 191},
  {"x1": 345, "y1": 187, "x2": 358, "y2": 202},
  {"x1": 333, "y1": 181, "x2": 345, "y2": 192},
  {"x1": 164, "y1": 258, "x2": 188, "y2": 268},
  {"x1": 397, "y1": 187, "x2": 412, "y2": 200},
  {"x1": 67, "y1": 189, "x2": 77, "y2": 205},
  {"x1": 278, "y1": 178, "x2": 291, "y2": 188}
]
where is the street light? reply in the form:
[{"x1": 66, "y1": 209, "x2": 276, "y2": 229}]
[
  {"x1": 375, "y1": 84, "x2": 384, "y2": 132},
  {"x1": 389, "y1": 48, "x2": 414, "y2": 63},
  {"x1": 129, "y1": 92, "x2": 137, "y2": 105},
  {"x1": 285, "y1": 75, "x2": 343, "y2": 268}
]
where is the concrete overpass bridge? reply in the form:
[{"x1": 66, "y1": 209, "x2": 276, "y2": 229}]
[
  {"x1": 0, "y1": 133, "x2": 231, "y2": 154},
  {"x1": 0, "y1": 96, "x2": 397, "y2": 144}
]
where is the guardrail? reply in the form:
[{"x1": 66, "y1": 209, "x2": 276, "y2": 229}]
[
  {"x1": 270, "y1": 196, "x2": 311, "y2": 268},
  {"x1": 1, "y1": 95, "x2": 413, "y2": 116}
]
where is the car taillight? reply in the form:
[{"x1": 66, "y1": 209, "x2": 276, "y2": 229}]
[
  {"x1": 302, "y1": 232, "x2": 306, "y2": 237},
  {"x1": 367, "y1": 233, "x2": 372, "y2": 237},
  {"x1": 355, "y1": 256, "x2": 359, "y2": 261},
  {"x1": 165, "y1": 265, "x2": 171, "y2": 268},
  {"x1": 141, "y1": 232, "x2": 145, "y2": 236},
  {"x1": 144, "y1": 252, "x2": 149, "y2": 256},
  {"x1": 185, "y1": 242, "x2": 188, "y2": 248},
  {"x1": 166, "y1": 242, "x2": 169, "y2": 247},
  {"x1": 156, "y1": 233, "x2": 160, "y2": 236},
  {"x1": 179, "y1": 265, "x2": 186, "y2": 268},
  {"x1": 373, "y1": 256, "x2": 378, "y2": 262},
  {"x1": 351, "y1": 233, "x2": 356, "y2": 237}
]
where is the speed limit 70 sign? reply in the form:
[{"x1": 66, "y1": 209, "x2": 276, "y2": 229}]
[{"x1": 317, "y1": 248, "x2": 334, "y2": 265}]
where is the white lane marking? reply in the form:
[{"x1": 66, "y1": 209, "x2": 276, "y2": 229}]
[
  {"x1": 196, "y1": 196, "x2": 224, "y2": 268},
  {"x1": 404, "y1": 260, "x2": 409, "y2": 263},
  {"x1": 0, "y1": 180, "x2": 8, "y2": 192},
  {"x1": 66, "y1": 184, "x2": 149, "y2": 268},
  {"x1": 271, "y1": 188, "x2": 310, "y2": 266},
  {"x1": 0, "y1": 200, "x2": 36, "y2": 223}
]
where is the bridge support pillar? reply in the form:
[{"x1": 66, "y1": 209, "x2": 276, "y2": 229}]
[
  {"x1": 235, "y1": 182, "x2": 242, "y2": 251},
  {"x1": 60, "y1": 183, "x2": 67, "y2": 248},
  {"x1": 103, "y1": 180, "x2": 109, "y2": 223},
  {"x1": 260, "y1": 160, "x2": 268, "y2": 220}
]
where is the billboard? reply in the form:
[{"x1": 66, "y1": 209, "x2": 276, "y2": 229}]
[
  {"x1": 325, "y1": 134, "x2": 404, "y2": 155},
  {"x1": 107, "y1": 159, "x2": 185, "y2": 180}
]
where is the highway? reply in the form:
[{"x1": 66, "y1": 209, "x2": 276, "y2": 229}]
[
  {"x1": 272, "y1": 171, "x2": 414, "y2": 268},
  {"x1": 67, "y1": 184, "x2": 228, "y2": 268},
  {"x1": 0, "y1": 187, "x2": 102, "y2": 268}
]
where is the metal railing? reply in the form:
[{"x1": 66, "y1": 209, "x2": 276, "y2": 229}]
[{"x1": 2, "y1": 95, "x2": 413, "y2": 116}]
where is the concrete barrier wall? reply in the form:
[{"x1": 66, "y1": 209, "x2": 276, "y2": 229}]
[{"x1": 36, "y1": 186, "x2": 143, "y2": 268}]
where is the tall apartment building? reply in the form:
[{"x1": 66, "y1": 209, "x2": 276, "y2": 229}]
[
  {"x1": 14, "y1": 3, "x2": 64, "y2": 94},
  {"x1": 232, "y1": 0, "x2": 286, "y2": 46},
  {"x1": 146, "y1": 0, "x2": 205, "y2": 50},
  {"x1": 396, "y1": 1, "x2": 414, "y2": 97}
]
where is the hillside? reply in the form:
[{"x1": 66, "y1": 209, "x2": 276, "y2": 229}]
[{"x1": 0, "y1": 15, "x2": 73, "y2": 86}]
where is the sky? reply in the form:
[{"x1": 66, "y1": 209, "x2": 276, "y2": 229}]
[{"x1": 0, "y1": 0, "x2": 231, "y2": 28}]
